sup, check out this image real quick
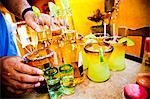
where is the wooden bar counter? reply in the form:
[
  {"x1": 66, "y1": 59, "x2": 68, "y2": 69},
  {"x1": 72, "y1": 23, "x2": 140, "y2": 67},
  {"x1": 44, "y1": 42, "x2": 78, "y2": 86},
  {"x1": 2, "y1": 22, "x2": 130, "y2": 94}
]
[{"x1": 20, "y1": 59, "x2": 149, "y2": 99}]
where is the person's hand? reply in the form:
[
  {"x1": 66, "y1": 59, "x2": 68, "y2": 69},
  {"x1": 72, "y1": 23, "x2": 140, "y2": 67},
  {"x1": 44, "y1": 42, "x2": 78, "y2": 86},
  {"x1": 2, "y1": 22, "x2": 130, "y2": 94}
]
[
  {"x1": 0, "y1": 56, "x2": 44, "y2": 94},
  {"x1": 24, "y1": 11, "x2": 51, "y2": 32}
]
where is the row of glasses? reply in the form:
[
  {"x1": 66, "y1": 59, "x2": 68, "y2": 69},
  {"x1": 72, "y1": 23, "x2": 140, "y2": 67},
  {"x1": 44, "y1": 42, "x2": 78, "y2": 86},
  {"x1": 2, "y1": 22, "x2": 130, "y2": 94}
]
[{"x1": 81, "y1": 33, "x2": 127, "y2": 82}]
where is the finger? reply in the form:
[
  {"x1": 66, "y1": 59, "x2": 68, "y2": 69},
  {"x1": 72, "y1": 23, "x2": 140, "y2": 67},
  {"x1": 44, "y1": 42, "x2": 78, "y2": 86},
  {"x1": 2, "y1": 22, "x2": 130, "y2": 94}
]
[
  {"x1": 27, "y1": 18, "x2": 41, "y2": 32},
  {"x1": 6, "y1": 86, "x2": 27, "y2": 95},
  {"x1": 137, "y1": 73, "x2": 150, "y2": 77},
  {"x1": 39, "y1": 14, "x2": 51, "y2": 27},
  {"x1": 14, "y1": 59, "x2": 43, "y2": 75},
  {"x1": 11, "y1": 70, "x2": 44, "y2": 83},
  {"x1": 2, "y1": 75, "x2": 41, "y2": 89},
  {"x1": 24, "y1": 11, "x2": 42, "y2": 32}
]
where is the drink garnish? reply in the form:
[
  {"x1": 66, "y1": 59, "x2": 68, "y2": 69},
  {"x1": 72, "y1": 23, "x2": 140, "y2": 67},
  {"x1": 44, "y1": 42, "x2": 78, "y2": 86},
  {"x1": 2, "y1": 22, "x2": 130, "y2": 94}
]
[
  {"x1": 32, "y1": 6, "x2": 41, "y2": 18},
  {"x1": 118, "y1": 37, "x2": 135, "y2": 46}
]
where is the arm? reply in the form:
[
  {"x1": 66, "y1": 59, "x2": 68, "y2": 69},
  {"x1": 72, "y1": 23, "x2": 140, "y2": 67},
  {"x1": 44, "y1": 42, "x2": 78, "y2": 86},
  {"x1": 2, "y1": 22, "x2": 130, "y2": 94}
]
[
  {"x1": 1, "y1": 0, "x2": 31, "y2": 18},
  {"x1": 1, "y1": 0, "x2": 51, "y2": 32}
]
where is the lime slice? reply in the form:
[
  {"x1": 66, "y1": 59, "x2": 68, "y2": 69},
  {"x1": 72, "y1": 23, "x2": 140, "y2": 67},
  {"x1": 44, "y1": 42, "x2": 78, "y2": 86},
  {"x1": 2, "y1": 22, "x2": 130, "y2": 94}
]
[
  {"x1": 83, "y1": 34, "x2": 97, "y2": 44},
  {"x1": 84, "y1": 34, "x2": 96, "y2": 39},
  {"x1": 118, "y1": 37, "x2": 135, "y2": 46},
  {"x1": 61, "y1": 0, "x2": 70, "y2": 9},
  {"x1": 85, "y1": 39, "x2": 97, "y2": 44},
  {"x1": 32, "y1": 6, "x2": 41, "y2": 18},
  {"x1": 61, "y1": 0, "x2": 72, "y2": 16},
  {"x1": 48, "y1": 2, "x2": 60, "y2": 17}
]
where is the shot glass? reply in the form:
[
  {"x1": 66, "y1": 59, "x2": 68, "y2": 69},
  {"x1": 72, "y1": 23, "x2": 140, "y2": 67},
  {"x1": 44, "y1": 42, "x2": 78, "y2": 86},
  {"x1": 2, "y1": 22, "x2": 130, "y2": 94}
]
[
  {"x1": 44, "y1": 66, "x2": 63, "y2": 99},
  {"x1": 59, "y1": 64, "x2": 75, "y2": 95},
  {"x1": 63, "y1": 30, "x2": 76, "y2": 44}
]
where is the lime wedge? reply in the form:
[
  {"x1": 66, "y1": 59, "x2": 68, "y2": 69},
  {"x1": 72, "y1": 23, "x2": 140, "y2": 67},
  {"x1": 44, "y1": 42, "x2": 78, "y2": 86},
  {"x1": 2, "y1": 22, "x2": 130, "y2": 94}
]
[
  {"x1": 32, "y1": 6, "x2": 41, "y2": 18},
  {"x1": 48, "y1": 2, "x2": 60, "y2": 17},
  {"x1": 61, "y1": 0, "x2": 70, "y2": 9},
  {"x1": 83, "y1": 34, "x2": 97, "y2": 44},
  {"x1": 84, "y1": 34, "x2": 96, "y2": 39},
  {"x1": 85, "y1": 39, "x2": 97, "y2": 44},
  {"x1": 118, "y1": 37, "x2": 135, "y2": 46}
]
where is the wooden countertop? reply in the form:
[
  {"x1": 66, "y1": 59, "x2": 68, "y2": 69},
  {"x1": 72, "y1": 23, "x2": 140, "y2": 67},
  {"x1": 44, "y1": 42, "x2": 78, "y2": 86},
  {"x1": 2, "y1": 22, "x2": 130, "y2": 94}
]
[{"x1": 16, "y1": 59, "x2": 150, "y2": 99}]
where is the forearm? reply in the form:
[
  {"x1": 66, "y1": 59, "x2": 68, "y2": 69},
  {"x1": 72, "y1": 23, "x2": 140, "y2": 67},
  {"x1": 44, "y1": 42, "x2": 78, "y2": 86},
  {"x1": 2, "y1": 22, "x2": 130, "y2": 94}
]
[{"x1": 1, "y1": 0, "x2": 31, "y2": 18}]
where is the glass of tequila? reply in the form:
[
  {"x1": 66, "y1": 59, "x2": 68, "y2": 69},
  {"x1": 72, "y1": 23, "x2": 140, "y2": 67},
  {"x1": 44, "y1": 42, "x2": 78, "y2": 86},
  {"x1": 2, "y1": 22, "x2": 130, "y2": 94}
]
[{"x1": 23, "y1": 48, "x2": 54, "y2": 93}]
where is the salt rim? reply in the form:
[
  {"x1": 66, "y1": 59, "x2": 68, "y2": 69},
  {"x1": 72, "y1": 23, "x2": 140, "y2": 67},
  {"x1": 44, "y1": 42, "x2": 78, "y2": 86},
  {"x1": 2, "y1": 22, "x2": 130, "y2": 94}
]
[{"x1": 22, "y1": 48, "x2": 54, "y2": 63}]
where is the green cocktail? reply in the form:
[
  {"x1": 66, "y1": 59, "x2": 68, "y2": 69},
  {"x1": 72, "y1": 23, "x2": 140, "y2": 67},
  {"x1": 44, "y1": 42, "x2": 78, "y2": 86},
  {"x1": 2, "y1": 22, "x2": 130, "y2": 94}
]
[
  {"x1": 108, "y1": 43, "x2": 125, "y2": 71},
  {"x1": 88, "y1": 62, "x2": 110, "y2": 82},
  {"x1": 85, "y1": 44, "x2": 111, "y2": 82}
]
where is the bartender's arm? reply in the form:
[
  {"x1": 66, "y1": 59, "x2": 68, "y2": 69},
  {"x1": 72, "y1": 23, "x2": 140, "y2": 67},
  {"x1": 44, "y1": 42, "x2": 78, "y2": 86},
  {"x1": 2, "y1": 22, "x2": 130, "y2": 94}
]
[{"x1": 1, "y1": 0, "x2": 51, "y2": 32}]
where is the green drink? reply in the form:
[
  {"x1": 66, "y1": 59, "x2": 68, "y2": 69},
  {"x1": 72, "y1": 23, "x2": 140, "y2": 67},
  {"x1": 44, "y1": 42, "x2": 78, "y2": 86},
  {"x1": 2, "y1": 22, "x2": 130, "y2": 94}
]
[
  {"x1": 88, "y1": 62, "x2": 110, "y2": 82},
  {"x1": 108, "y1": 43, "x2": 125, "y2": 71},
  {"x1": 87, "y1": 47, "x2": 110, "y2": 82}
]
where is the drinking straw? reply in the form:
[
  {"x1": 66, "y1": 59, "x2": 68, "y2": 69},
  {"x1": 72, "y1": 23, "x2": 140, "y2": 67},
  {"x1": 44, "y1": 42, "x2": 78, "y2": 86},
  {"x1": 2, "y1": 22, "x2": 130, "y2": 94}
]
[
  {"x1": 113, "y1": 23, "x2": 117, "y2": 41},
  {"x1": 113, "y1": 23, "x2": 115, "y2": 37},
  {"x1": 99, "y1": 47, "x2": 104, "y2": 62},
  {"x1": 104, "y1": 23, "x2": 106, "y2": 38}
]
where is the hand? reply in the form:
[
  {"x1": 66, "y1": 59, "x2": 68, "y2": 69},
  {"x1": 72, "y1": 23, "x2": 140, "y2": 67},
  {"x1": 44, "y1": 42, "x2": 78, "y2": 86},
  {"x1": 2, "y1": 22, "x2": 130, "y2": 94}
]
[
  {"x1": 24, "y1": 11, "x2": 51, "y2": 32},
  {"x1": 0, "y1": 56, "x2": 44, "y2": 94}
]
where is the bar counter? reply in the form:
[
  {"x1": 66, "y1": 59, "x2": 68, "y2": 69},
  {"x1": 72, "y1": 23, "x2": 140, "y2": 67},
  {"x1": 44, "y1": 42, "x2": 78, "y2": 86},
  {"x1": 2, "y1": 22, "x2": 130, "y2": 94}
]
[{"x1": 20, "y1": 59, "x2": 149, "y2": 99}]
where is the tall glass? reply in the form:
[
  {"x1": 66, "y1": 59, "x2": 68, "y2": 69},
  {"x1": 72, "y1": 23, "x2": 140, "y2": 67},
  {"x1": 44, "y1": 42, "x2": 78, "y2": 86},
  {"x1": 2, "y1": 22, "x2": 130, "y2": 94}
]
[
  {"x1": 63, "y1": 30, "x2": 76, "y2": 44},
  {"x1": 23, "y1": 48, "x2": 54, "y2": 93},
  {"x1": 108, "y1": 43, "x2": 125, "y2": 71},
  {"x1": 61, "y1": 43, "x2": 77, "y2": 64},
  {"x1": 37, "y1": 26, "x2": 51, "y2": 49}
]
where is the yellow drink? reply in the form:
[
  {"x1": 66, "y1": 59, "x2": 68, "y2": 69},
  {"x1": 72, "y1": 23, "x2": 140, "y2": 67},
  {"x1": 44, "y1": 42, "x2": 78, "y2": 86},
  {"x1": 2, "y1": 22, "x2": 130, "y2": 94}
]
[
  {"x1": 62, "y1": 44, "x2": 77, "y2": 64},
  {"x1": 108, "y1": 44, "x2": 125, "y2": 71},
  {"x1": 83, "y1": 43, "x2": 112, "y2": 70},
  {"x1": 88, "y1": 62, "x2": 110, "y2": 82},
  {"x1": 84, "y1": 44, "x2": 111, "y2": 82}
]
